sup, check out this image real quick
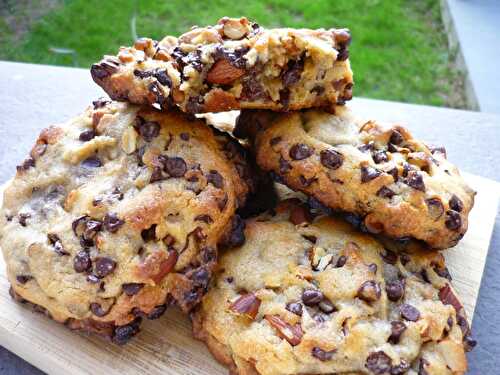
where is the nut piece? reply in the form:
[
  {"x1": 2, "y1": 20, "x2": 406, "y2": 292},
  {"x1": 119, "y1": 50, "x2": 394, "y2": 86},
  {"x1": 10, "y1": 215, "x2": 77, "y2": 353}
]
[
  {"x1": 229, "y1": 293, "x2": 261, "y2": 319},
  {"x1": 220, "y1": 17, "x2": 251, "y2": 40},
  {"x1": 264, "y1": 315, "x2": 303, "y2": 346},
  {"x1": 121, "y1": 126, "x2": 138, "y2": 154},
  {"x1": 206, "y1": 59, "x2": 245, "y2": 85}
]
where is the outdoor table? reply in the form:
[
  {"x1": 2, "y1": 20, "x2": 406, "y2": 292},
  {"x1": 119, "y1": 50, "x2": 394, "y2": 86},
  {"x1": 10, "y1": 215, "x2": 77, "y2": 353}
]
[{"x1": 0, "y1": 61, "x2": 499, "y2": 374}]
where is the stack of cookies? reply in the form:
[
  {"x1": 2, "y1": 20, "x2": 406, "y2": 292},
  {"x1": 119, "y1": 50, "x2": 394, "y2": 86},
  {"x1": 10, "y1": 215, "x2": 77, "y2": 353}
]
[{"x1": 0, "y1": 17, "x2": 476, "y2": 375}]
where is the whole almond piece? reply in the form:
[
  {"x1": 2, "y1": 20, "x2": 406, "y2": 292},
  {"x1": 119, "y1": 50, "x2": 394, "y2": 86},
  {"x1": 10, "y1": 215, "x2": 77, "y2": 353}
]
[
  {"x1": 207, "y1": 59, "x2": 245, "y2": 85},
  {"x1": 229, "y1": 293, "x2": 261, "y2": 319}
]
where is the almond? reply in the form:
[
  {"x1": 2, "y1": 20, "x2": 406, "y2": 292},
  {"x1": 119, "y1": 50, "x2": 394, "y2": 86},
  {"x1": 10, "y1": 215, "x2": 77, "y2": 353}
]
[
  {"x1": 206, "y1": 59, "x2": 245, "y2": 85},
  {"x1": 264, "y1": 314, "x2": 303, "y2": 346},
  {"x1": 229, "y1": 293, "x2": 261, "y2": 319}
]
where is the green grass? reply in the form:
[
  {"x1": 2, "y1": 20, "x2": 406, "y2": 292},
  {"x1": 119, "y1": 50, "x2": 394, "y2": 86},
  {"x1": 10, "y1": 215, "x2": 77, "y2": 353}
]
[{"x1": 0, "y1": 0, "x2": 463, "y2": 107}]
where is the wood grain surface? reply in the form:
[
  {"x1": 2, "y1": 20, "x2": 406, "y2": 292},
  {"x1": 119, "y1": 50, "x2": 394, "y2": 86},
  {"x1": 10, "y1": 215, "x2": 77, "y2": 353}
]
[{"x1": 0, "y1": 173, "x2": 498, "y2": 375}]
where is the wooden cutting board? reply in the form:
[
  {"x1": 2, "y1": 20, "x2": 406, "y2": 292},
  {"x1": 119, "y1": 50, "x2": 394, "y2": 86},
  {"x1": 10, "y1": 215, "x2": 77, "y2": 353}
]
[{"x1": 0, "y1": 173, "x2": 498, "y2": 375}]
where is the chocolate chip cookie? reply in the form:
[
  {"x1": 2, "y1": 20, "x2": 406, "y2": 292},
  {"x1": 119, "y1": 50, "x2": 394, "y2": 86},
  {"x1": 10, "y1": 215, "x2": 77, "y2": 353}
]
[
  {"x1": 0, "y1": 100, "x2": 254, "y2": 344},
  {"x1": 234, "y1": 107, "x2": 475, "y2": 249},
  {"x1": 91, "y1": 17, "x2": 353, "y2": 114},
  {"x1": 193, "y1": 200, "x2": 474, "y2": 375}
]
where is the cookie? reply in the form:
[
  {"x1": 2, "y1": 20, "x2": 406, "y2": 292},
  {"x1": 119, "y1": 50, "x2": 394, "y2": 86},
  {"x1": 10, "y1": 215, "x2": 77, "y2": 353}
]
[
  {"x1": 192, "y1": 200, "x2": 475, "y2": 375},
  {"x1": 91, "y1": 17, "x2": 353, "y2": 114},
  {"x1": 0, "y1": 99, "x2": 254, "y2": 344},
  {"x1": 234, "y1": 107, "x2": 475, "y2": 249}
]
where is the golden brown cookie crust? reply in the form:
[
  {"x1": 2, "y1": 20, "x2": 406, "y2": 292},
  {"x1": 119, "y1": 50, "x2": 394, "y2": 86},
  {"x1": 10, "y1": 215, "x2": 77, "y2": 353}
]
[
  {"x1": 91, "y1": 17, "x2": 353, "y2": 114},
  {"x1": 193, "y1": 200, "x2": 473, "y2": 375},
  {"x1": 235, "y1": 107, "x2": 475, "y2": 249},
  {"x1": 0, "y1": 100, "x2": 253, "y2": 343}
]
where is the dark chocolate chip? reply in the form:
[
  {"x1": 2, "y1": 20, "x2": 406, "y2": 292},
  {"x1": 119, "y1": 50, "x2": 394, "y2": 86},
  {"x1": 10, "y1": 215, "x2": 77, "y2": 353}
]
[
  {"x1": 81, "y1": 156, "x2": 102, "y2": 169},
  {"x1": 368, "y1": 263, "x2": 378, "y2": 273},
  {"x1": 361, "y1": 165, "x2": 381, "y2": 183},
  {"x1": 388, "y1": 321, "x2": 407, "y2": 344},
  {"x1": 377, "y1": 186, "x2": 395, "y2": 199},
  {"x1": 320, "y1": 149, "x2": 343, "y2": 170},
  {"x1": 47, "y1": 233, "x2": 69, "y2": 256},
  {"x1": 390, "y1": 360, "x2": 411, "y2": 375},
  {"x1": 16, "y1": 158, "x2": 36, "y2": 172},
  {"x1": 103, "y1": 212, "x2": 124, "y2": 232},
  {"x1": 16, "y1": 275, "x2": 33, "y2": 284},
  {"x1": 418, "y1": 359, "x2": 430, "y2": 375},
  {"x1": 312, "y1": 347, "x2": 336, "y2": 361},
  {"x1": 289, "y1": 143, "x2": 313, "y2": 160},
  {"x1": 201, "y1": 246, "x2": 217, "y2": 263},
  {"x1": 302, "y1": 235, "x2": 317, "y2": 244},
  {"x1": 94, "y1": 257, "x2": 117, "y2": 278},
  {"x1": 445, "y1": 210, "x2": 462, "y2": 231},
  {"x1": 206, "y1": 170, "x2": 224, "y2": 188},
  {"x1": 405, "y1": 171, "x2": 426, "y2": 192},
  {"x1": 270, "y1": 137, "x2": 282, "y2": 146},
  {"x1": 366, "y1": 351, "x2": 392, "y2": 374},
  {"x1": 357, "y1": 280, "x2": 381, "y2": 303},
  {"x1": 302, "y1": 289, "x2": 323, "y2": 306},
  {"x1": 90, "y1": 302, "x2": 109, "y2": 317},
  {"x1": 336, "y1": 48, "x2": 349, "y2": 61},
  {"x1": 434, "y1": 266, "x2": 452, "y2": 281},
  {"x1": 86, "y1": 274, "x2": 100, "y2": 284},
  {"x1": 282, "y1": 57, "x2": 304, "y2": 87},
  {"x1": 150, "y1": 166, "x2": 164, "y2": 183},
  {"x1": 279, "y1": 156, "x2": 291, "y2": 174},
  {"x1": 358, "y1": 141, "x2": 374, "y2": 153},
  {"x1": 18, "y1": 213, "x2": 31, "y2": 227},
  {"x1": 154, "y1": 69, "x2": 171, "y2": 87},
  {"x1": 147, "y1": 304, "x2": 167, "y2": 320},
  {"x1": 389, "y1": 130, "x2": 404, "y2": 145},
  {"x1": 335, "y1": 255, "x2": 347, "y2": 268},
  {"x1": 400, "y1": 303, "x2": 420, "y2": 321},
  {"x1": 286, "y1": 302, "x2": 303, "y2": 316},
  {"x1": 381, "y1": 249, "x2": 398, "y2": 265},
  {"x1": 138, "y1": 121, "x2": 160, "y2": 142},
  {"x1": 74, "y1": 251, "x2": 92, "y2": 273},
  {"x1": 90, "y1": 60, "x2": 119, "y2": 80},
  {"x1": 79, "y1": 130, "x2": 96, "y2": 142},
  {"x1": 386, "y1": 280, "x2": 405, "y2": 302},
  {"x1": 221, "y1": 215, "x2": 246, "y2": 248},
  {"x1": 180, "y1": 132, "x2": 190, "y2": 141},
  {"x1": 387, "y1": 167, "x2": 399, "y2": 182},
  {"x1": 373, "y1": 151, "x2": 388, "y2": 164},
  {"x1": 163, "y1": 156, "x2": 187, "y2": 177},
  {"x1": 92, "y1": 98, "x2": 110, "y2": 109},
  {"x1": 112, "y1": 318, "x2": 142, "y2": 345},
  {"x1": 122, "y1": 283, "x2": 144, "y2": 296},
  {"x1": 449, "y1": 195, "x2": 464, "y2": 212},
  {"x1": 186, "y1": 96, "x2": 204, "y2": 114},
  {"x1": 195, "y1": 214, "x2": 213, "y2": 224}
]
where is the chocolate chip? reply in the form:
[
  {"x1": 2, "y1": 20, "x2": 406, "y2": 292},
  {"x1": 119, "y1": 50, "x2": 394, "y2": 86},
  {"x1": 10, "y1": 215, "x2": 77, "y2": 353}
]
[
  {"x1": 302, "y1": 235, "x2": 317, "y2": 243},
  {"x1": 373, "y1": 151, "x2": 388, "y2": 164},
  {"x1": 16, "y1": 275, "x2": 33, "y2": 284},
  {"x1": 434, "y1": 266, "x2": 452, "y2": 281},
  {"x1": 302, "y1": 289, "x2": 323, "y2": 306},
  {"x1": 312, "y1": 347, "x2": 336, "y2": 361},
  {"x1": 445, "y1": 210, "x2": 462, "y2": 231},
  {"x1": 81, "y1": 156, "x2": 102, "y2": 169},
  {"x1": 289, "y1": 143, "x2": 313, "y2": 160},
  {"x1": 150, "y1": 166, "x2": 164, "y2": 183},
  {"x1": 418, "y1": 359, "x2": 429, "y2": 375},
  {"x1": 426, "y1": 198, "x2": 444, "y2": 219},
  {"x1": 206, "y1": 170, "x2": 224, "y2": 189},
  {"x1": 400, "y1": 303, "x2": 420, "y2": 321},
  {"x1": 381, "y1": 249, "x2": 398, "y2": 265},
  {"x1": 92, "y1": 98, "x2": 110, "y2": 109},
  {"x1": 366, "y1": 351, "x2": 392, "y2": 374},
  {"x1": 16, "y1": 158, "x2": 36, "y2": 172},
  {"x1": 194, "y1": 214, "x2": 213, "y2": 224},
  {"x1": 90, "y1": 60, "x2": 119, "y2": 80},
  {"x1": 388, "y1": 321, "x2": 407, "y2": 344},
  {"x1": 242, "y1": 74, "x2": 266, "y2": 100},
  {"x1": 377, "y1": 186, "x2": 395, "y2": 199},
  {"x1": 221, "y1": 215, "x2": 246, "y2": 248},
  {"x1": 386, "y1": 280, "x2": 405, "y2": 301},
  {"x1": 286, "y1": 302, "x2": 303, "y2": 316},
  {"x1": 18, "y1": 213, "x2": 31, "y2": 227},
  {"x1": 270, "y1": 137, "x2": 282, "y2": 146},
  {"x1": 163, "y1": 156, "x2": 187, "y2": 177},
  {"x1": 180, "y1": 132, "x2": 190, "y2": 141},
  {"x1": 320, "y1": 149, "x2": 343, "y2": 169},
  {"x1": 79, "y1": 130, "x2": 96, "y2": 142},
  {"x1": 112, "y1": 318, "x2": 142, "y2": 345},
  {"x1": 103, "y1": 212, "x2": 124, "y2": 232},
  {"x1": 387, "y1": 167, "x2": 399, "y2": 182},
  {"x1": 319, "y1": 299, "x2": 336, "y2": 314},
  {"x1": 84, "y1": 219, "x2": 102, "y2": 240},
  {"x1": 358, "y1": 141, "x2": 374, "y2": 153},
  {"x1": 154, "y1": 69, "x2": 171, "y2": 87},
  {"x1": 361, "y1": 165, "x2": 381, "y2": 183},
  {"x1": 138, "y1": 121, "x2": 160, "y2": 142},
  {"x1": 90, "y1": 302, "x2": 109, "y2": 317},
  {"x1": 357, "y1": 280, "x2": 381, "y2": 303},
  {"x1": 74, "y1": 251, "x2": 92, "y2": 273},
  {"x1": 429, "y1": 145, "x2": 447, "y2": 158},
  {"x1": 282, "y1": 57, "x2": 304, "y2": 87},
  {"x1": 279, "y1": 156, "x2": 291, "y2": 174},
  {"x1": 335, "y1": 255, "x2": 347, "y2": 268},
  {"x1": 94, "y1": 257, "x2": 117, "y2": 278},
  {"x1": 122, "y1": 283, "x2": 144, "y2": 296},
  {"x1": 47, "y1": 233, "x2": 69, "y2": 256},
  {"x1": 336, "y1": 48, "x2": 349, "y2": 61},
  {"x1": 390, "y1": 360, "x2": 410, "y2": 375},
  {"x1": 390, "y1": 130, "x2": 404, "y2": 145},
  {"x1": 217, "y1": 193, "x2": 228, "y2": 211},
  {"x1": 86, "y1": 274, "x2": 100, "y2": 284},
  {"x1": 405, "y1": 170, "x2": 425, "y2": 192},
  {"x1": 147, "y1": 304, "x2": 167, "y2": 320},
  {"x1": 186, "y1": 96, "x2": 204, "y2": 114},
  {"x1": 449, "y1": 195, "x2": 464, "y2": 212}
]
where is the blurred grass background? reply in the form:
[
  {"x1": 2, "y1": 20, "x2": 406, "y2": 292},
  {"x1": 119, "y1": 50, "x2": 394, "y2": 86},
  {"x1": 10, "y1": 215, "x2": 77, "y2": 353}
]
[{"x1": 0, "y1": 0, "x2": 465, "y2": 107}]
